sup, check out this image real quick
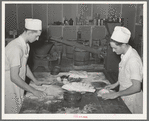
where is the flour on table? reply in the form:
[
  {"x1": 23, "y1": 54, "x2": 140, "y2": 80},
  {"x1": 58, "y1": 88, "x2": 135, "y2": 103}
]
[
  {"x1": 62, "y1": 82, "x2": 95, "y2": 92},
  {"x1": 68, "y1": 71, "x2": 88, "y2": 78},
  {"x1": 22, "y1": 110, "x2": 37, "y2": 113},
  {"x1": 81, "y1": 73, "x2": 110, "y2": 85},
  {"x1": 56, "y1": 103, "x2": 98, "y2": 113},
  {"x1": 26, "y1": 83, "x2": 64, "y2": 99}
]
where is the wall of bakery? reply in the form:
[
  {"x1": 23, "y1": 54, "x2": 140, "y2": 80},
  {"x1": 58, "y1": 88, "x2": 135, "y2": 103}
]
[
  {"x1": 5, "y1": 4, "x2": 143, "y2": 39},
  {"x1": 5, "y1": 3, "x2": 143, "y2": 73}
]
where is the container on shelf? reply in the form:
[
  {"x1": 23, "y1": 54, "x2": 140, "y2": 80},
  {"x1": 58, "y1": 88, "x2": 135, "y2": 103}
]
[
  {"x1": 77, "y1": 31, "x2": 81, "y2": 40},
  {"x1": 100, "y1": 19, "x2": 104, "y2": 26},
  {"x1": 94, "y1": 19, "x2": 98, "y2": 25},
  {"x1": 98, "y1": 19, "x2": 101, "y2": 26},
  {"x1": 69, "y1": 18, "x2": 73, "y2": 25}
]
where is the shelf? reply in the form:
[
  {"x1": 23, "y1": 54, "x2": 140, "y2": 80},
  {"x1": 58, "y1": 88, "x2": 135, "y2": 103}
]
[{"x1": 49, "y1": 25, "x2": 105, "y2": 27}]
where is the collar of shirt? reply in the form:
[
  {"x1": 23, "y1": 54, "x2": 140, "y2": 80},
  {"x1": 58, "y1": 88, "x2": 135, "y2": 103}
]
[
  {"x1": 18, "y1": 35, "x2": 30, "y2": 54},
  {"x1": 120, "y1": 46, "x2": 132, "y2": 62},
  {"x1": 18, "y1": 35, "x2": 27, "y2": 46}
]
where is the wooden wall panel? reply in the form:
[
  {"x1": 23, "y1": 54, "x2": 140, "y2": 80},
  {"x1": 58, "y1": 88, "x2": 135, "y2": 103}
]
[
  {"x1": 63, "y1": 4, "x2": 77, "y2": 25},
  {"x1": 48, "y1": 4, "x2": 62, "y2": 25},
  {"x1": 93, "y1": 4, "x2": 121, "y2": 19},
  {"x1": 136, "y1": 4, "x2": 143, "y2": 23},
  {"x1": 105, "y1": 44, "x2": 121, "y2": 72},
  {"x1": 92, "y1": 26, "x2": 106, "y2": 40},
  {"x1": 47, "y1": 4, "x2": 54, "y2": 25},
  {"x1": 48, "y1": 26, "x2": 62, "y2": 38},
  {"x1": 93, "y1": 4, "x2": 108, "y2": 19},
  {"x1": 78, "y1": 4, "x2": 92, "y2": 17},
  {"x1": 5, "y1": 4, "x2": 17, "y2": 32},
  {"x1": 134, "y1": 24, "x2": 143, "y2": 44},
  {"x1": 104, "y1": 23, "x2": 121, "y2": 72},
  {"x1": 106, "y1": 23, "x2": 121, "y2": 35},
  {"x1": 17, "y1": 4, "x2": 32, "y2": 34},
  {"x1": 33, "y1": 4, "x2": 48, "y2": 31},
  {"x1": 107, "y1": 4, "x2": 121, "y2": 18},
  {"x1": 122, "y1": 4, "x2": 137, "y2": 38},
  {"x1": 5, "y1": 4, "x2": 139, "y2": 42},
  {"x1": 78, "y1": 26, "x2": 91, "y2": 40},
  {"x1": 63, "y1": 26, "x2": 77, "y2": 40}
]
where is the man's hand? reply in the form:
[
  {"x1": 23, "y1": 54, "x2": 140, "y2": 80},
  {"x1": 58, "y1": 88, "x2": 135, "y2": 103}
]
[
  {"x1": 101, "y1": 92, "x2": 119, "y2": 100},
  {"x1": 34, "y1": 79, "x2": 53, "y2": 86},
  {"x1": 104, "y1": 81, "x2": 119, "y2": 90},
  {"x1": 32, "y1": 90, "x2": 47, "y2": 99},
  {"x1": 104, "y1": 84, "x2": 116, "y2": 90}
]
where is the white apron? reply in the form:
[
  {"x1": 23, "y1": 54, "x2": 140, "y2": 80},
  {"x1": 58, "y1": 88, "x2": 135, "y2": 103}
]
[
  {"x1": 5, "y1": 36, "x2": 30, "y2": 113},
  {"x1": 118, "y1": 46, "x2": 143, "y2": 114}
]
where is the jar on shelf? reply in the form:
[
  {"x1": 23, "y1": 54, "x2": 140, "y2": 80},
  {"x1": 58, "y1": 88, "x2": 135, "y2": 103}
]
[
  {"x1": 77, "y1": 31, "x2": 81, "y2": 40},
  {"x1": 64, "y1": 17, "x2": 69, "y2": 25},
  {"x1": 98, "y1": 19, "x2": 100, "y2": 26},
  {"x1": 69, "y1": 18, "x2": 73, "y2": 25}
]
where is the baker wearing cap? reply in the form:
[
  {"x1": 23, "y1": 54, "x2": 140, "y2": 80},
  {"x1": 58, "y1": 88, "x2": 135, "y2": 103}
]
[
  {"x1": 101, "y1": 26, "x2": 143, "y2": 113},
  {"x1": 5, "y1": 18, "x2": 50, "y2": 113}
]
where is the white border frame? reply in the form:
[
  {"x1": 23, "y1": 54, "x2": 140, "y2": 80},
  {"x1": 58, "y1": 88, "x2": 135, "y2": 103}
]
[{"x1": 2, "y1": 1, "x2": 147, "y2": 120}]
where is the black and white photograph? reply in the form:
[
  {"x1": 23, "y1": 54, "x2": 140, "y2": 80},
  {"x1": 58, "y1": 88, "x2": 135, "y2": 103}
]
[{"x1": 1, "y1": 1, "x2": 147, "y2": 120}]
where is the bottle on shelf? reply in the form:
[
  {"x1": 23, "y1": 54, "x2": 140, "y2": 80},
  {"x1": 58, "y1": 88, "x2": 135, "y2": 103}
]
[
  {"x1": 100, "y1": 19, "x2": 103, "y2": 26},
  {"x1": 94, "y1": 18, "x2": 98, "y2": 25},
  {"x1": 77, "y1": 31, "x2": 81, "y2": 40},
  {"x1": 98, "y1": 19, "x2": 100, "y2": 26},
  {"x1": 62, "y1": 17, "x2": 65, "y2": 25},
  {"x1": 69, "y1": 18, "x2": 73, "y2": 25},
  {"x1": 94, "y1": 13, "x2": 100, "y2": 26},
  {"x1": 64, "y1": 17, "x2": 69, "y2": 25}
]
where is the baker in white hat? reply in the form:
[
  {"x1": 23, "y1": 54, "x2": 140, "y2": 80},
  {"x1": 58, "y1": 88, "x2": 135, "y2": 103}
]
[
  {"x1": 5, "y1": 18, "x2": 51, "y2": 113},
  {"x1": 101, "y1": 26, "x2": 143, "y2": 113}
]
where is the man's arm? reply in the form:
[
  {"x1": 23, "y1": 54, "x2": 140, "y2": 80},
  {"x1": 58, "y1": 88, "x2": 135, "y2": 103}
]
[
  {"x1": 105, "y1": 81, "x2": 120, "y2": 90},
  {"x1": 26, "y1": 65, "x2": 51, "y2": 85},
  {"x1": 26, "y1": 65, "x2": 37, "y2": 82},
  {"x1": 117, "y1": 79, "x2": 141, "y2": 97},
  {"x1": 10, "y1": 66, "x2": 46, "y2": 98},
  {"x1": 102, "y1": 79, "x2": 141, "y2": 100}
]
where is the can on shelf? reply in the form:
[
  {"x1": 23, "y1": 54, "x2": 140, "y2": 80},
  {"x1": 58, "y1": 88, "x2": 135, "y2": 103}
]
[{"x1": 98, "y1": 19, "x2": 100, "y2": 26}]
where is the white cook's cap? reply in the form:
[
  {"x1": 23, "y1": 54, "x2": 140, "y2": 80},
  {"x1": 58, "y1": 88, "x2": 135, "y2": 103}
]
[
  {"x1": 111, "y1": 26, "x2": 131, "y2": 43},
  {"x1": 25, "y1": 18, "x2": 42, "y2": 31}
]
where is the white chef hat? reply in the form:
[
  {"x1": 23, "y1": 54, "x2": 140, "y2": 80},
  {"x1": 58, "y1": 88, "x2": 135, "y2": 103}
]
[
  {"x1": 25, "y1": 18, "x2": 42, "y2": 31},
  {"x1": 111, "y1": 26, "x2": 131, "y2": 43}
]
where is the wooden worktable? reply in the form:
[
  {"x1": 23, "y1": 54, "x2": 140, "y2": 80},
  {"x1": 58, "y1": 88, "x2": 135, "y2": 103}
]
[{"x1": 20, "y1": 71, "x2": 131, "y2": 114}]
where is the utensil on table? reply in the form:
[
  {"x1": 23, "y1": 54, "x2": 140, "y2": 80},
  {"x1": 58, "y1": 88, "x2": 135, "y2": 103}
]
[
  {"x1": 51, "y1": 66, "x2": 61, "y2": 75},
  {"x1": 91, "y1": 82, "x2": 107, "y2": 89},
  {"x1": 63, "y1": 90, "x2": 82, "y2": 103}
]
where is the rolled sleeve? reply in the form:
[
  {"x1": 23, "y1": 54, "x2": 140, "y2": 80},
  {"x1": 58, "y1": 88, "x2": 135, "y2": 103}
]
[
  {"x1": 129, "y1": 58, "x2": 143, "y2": 81},
  {"x1": 7, "y1": 48, "x2": 23, "y2": 68}
]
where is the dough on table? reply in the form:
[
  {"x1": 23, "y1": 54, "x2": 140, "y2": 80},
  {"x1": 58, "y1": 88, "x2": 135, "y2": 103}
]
[
  {"x1": 62, "y1": 82, "x2": 95, "y2": 92},
  {"x1": 26, "y1": 84, "x2": 63, "y2": 99},
  {"x1": 57, "y1": 77, "x2": 61, "y2": 82},
  {"x1": 63, "y1": 78, "x2": 69, "y2": 84},
  {"x1": 56, "y1": 77, "x2": 70, "y2": 84},
  {"x1": 68, "y1": 71, "x2": 88, "y2": 78},
  {"x1": 97, "y1": 89, "x2": 114, "y2": 97}
]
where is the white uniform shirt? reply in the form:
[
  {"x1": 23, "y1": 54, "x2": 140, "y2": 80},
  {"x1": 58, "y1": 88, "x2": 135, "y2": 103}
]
[
  {"x1": 5, "y1": 36, "x2": 30, "y2": 113},
  {"x1": 118, "y1": 46, "x2": 143, "y2": 113}
]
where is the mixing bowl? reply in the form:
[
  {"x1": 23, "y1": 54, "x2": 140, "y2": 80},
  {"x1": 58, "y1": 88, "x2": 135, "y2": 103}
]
[
  {"x1": 51, "y1": 66, "x2": 61, "y2": 75},
  {"x1": 63, "y1": 91, "x2": 82, "y2": 104}
]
